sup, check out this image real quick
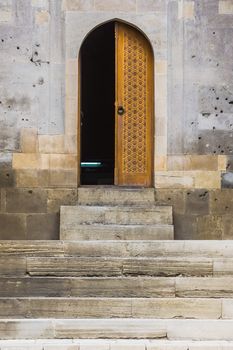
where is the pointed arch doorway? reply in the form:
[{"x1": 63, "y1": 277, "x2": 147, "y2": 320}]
[{"x1": 79, "y1": 20, "x2": 154, "y2": 187}]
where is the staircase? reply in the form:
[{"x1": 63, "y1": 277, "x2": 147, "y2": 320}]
[
  {"x1": 1, "y1": 187, "x2": 233, "y2": 349},
  {"x1": 60, "y1": 187, "x2": 174, "y2": 240}
]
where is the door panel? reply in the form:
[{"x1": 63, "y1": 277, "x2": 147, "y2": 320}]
[{"x1": 115, "y1": 22, "x2": 153, "y2": 187}]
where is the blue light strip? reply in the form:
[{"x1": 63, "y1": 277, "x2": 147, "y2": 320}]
[{"x1": 81, "y1": 162, "x2": 102, "y2": 168}]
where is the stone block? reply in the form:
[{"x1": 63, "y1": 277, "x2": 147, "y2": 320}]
[
  {"x1": 15, "y1": 169, "x2": 49, "y2": 187},
  {"x1": 185, "y1": 190, "x2": 209, "y2": 215},
  {"x1": 0, "y1": 168, "x2": 15, "y2": 187},
  {"x1": 213, "y1": 259, "x2": 233, "y2": 276},
  {"x1": 27, "y1": 257, "x2": 123, "y2": 277},
  {"x1": 218, "y1": 155, "x2": 227, "y2": 171},
  {"x1": 44, "y1": 346, "x2": 79, "y2": 350},
  {"x1": 168, "y1": 156, "x2": 219, "y2": 171},
  {"x1": 54, "y1": 319, "x2": 166, "y2": 339},
  {"x1": 94, "y1": 0, "x2": 136, "y2": 11},
  {"x1": 174, "y1": 214, "x2": 197, "y2": 240},
  {"x1": 64, "y1": 135, "x2": 77, "y2": 154},
  {"x1": 20, "y1": 128, "x2": 38, "y2": 153},
  {"x1": 137, "y1": 0, "x2": 167, "y2": 12},
  {"x1": 156, "y1": 118, "x2": 167, "y2": 137},
  {"x1": 222, "y1": 299, "x2": 233, "y2": 319},
  {"x1": 178, "y1": 0, "x2": 195, "y2": 19},
  {"x1": 194, "y1": 171, "x2": 221, "y2": 189},
  {"x1": 123, "y1": 257, "x2": 212, "y2": 277},
  {"x1": 155, "y1": 98, "x2": 167, "y2": 119},
  {"x1": 155, "y1": 189, "x2": 185, "y2": 214},
  {"x1": 131, "y1": 298, "x2": 221, "y2": 319},
  {"x1": 50, "y1": 154, "x2": 77, "y2": 169},
  {"x1": 0, "y1": 214, "x2": 26, "y2": 239},
  {"x1": 155, "y1": 136, "x2": 167, "y2": 156},
  {"x1": 222, "y1": 172, "x2": 233, "y2": 188},
  {"x1": 35, "y1": 10, "x2": 50, "y2": 25},
  {"x1": 78, "y1": 187, "x2": 154, "y2": 205},
  {"x1": 0, "y1": 9, "x2": 12, "y2": 23},
  {"x1": 66, "y1": 97, "x2": 78, "y2": 116},
  {"x1": 219, "y1": 0, "x2": 233, "y2": 14},
  {"x1": 0, "y1": 241, "x2": 63, "y2": 257},
  {"x1": 80, "y1": 343, "x2": 109, "y2": 350},
  {"x1": 61, "y1": 223, "x2": 174, "y2": 241},
  {"x1": 0, "y1": 277, "x2": 71, "y2": 297},
  {"x1": 49, "y1": 169, "x2": 77, "y2": 187},
  {"x1": 1, "y1": 345, "x2": 43, "y2": 350},
  {"x1": 222, "y1": 215, "x2": 233, "y2": 239},
  {"x1": 175, "y1": 277, "x2": 233, "y2": 298},
  {"x1": 70, "y1": 277, "x2": 175, "y2": 298},
  {"x1": 155, "y1": 172, "x2": 194, "y2": 189},
  {"x1": 64, "y1": 0, "x2": 94, "y2": 11},
  {"x1": 0, "y1": 257, "x2": 26, "y2": 276},
  {"x1": 28, "y1": 297, "x2": 132, "y2": 318},
  {"x1": 6, "y1": 188, "x2": 47, "y2": 213},
  {"x1": 167, "y1": 319, "x2": 233, "y2": 340},
  {"x1": 111, "y1": 344, "x2": 145, "y2": 350},
  {"x1": 26, "y1": 213, "x2": 59, "y2": 240},
  {"x1": 66, "y1": 74, "x2": 78, "y2": 99},
  {"x1": 0, "y1": 319, "x2": 54, "y2": 339},
  {"x1": 65, "y1": 113, "x2": 78, "y2": 136},
  {"x1": 227, "y1": 156, "x2": 233, "y2": 171},
  {"x1": 155, "y1": 74, "x2": 167, "y2": 100},
  {"x1": 31, "y1": 0, "x2": 49, "y2": 8},
  {"x1": 47, "y1": 189, "x2": 77, "y2": 213},
  {"x1": 66, "y1": 59, "x2": 78, "y2": 76},
  {"x1": 61, "y1": 205, "x2": 172, "y2": 226},
  {"x1": 154, "y1": 156, "x2": 167, "y2": 171},
  {"x1": 38, "y1": 135, "x2": 65, "y2": 154},
  {"x1": 167, "y1": 156, "x2": 184, "y2": 171},
  {"x1": 12, "y1": 153, "x2": 50, "y2": 170},
  {"x1": 186, "y1": 156, "x2": 218, "y2": 171},
  {"x1": 155, "y1": 60, "x2": 167, "y2": 74},
  {"x1": 196, "y1": 215, "x2": 223, "y2": 240},
  {"x1": 210, "y1": 190, "x2": 233, "y2": 215}
]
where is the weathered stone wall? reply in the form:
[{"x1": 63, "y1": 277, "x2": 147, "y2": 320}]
[{"x1": 0, "y1": 0, "x2": 233, "y2": 239}]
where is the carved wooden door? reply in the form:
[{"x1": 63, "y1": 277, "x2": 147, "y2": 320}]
[{"x1": 115, "y1": 22, "x2": 153, "y2": 187}]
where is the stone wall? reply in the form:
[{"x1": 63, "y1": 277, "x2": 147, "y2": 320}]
[{"x1": 0, "y1": 0, "x2": 233, "y2": 239}]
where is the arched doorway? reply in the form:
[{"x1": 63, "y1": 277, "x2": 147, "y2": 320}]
[{"x1": 79, "y1": 20, "x2": 154, "y2": 187}]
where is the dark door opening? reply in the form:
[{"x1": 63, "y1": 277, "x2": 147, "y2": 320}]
[{"x1": 80, "y1": 22, "x2": 115, "y2": 185}]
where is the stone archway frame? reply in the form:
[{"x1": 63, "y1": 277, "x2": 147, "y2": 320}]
[{"x1": 64, "y1": 12, "x2": 168, "y2": 185}]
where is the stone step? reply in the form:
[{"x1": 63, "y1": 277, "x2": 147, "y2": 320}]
[
  {"x1": 3, "y1": 340, "x2": 233, "y2": 350},
  {"x1": 26, "y1": 257, "x2": 212, "y2": 277},
  {"x1": 60, "y1": 205, "x2": 173, "y2": 228},
  {"x1": 77, "y1": 187, "x2": 155, "y2": 205},
  {"x1": 3, "y1": 319, "x2": 233, "y2": 340},
  {"x1": 4, "y1": 254, "x2": 233, "y2": 278},
  {"x1": 60, "y1": 224, "x2": 174, "y2": 241},
  {"x1": 2, "y1": 241, "x2": 233, "y2": 258},
  {"x1": 2, "y1": 277, "x2": 233, "y2": 298},
  {"x1": 60, "y1": 240, "x2": 233, "y2": 258},
  {"x1": 0, "y1": 297, "x2": 221, "y2": 319},
  {"x1": 0, "y1": 277, "x2": 175, "y2": 297}
]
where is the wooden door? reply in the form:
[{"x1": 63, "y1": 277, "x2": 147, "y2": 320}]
[{"x1": 115, "y1": 22, "x2": 154, "y2": 187}]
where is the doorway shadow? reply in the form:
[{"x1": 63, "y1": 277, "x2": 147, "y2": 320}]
[{"x1": 80, "y1": 21, "x2": 115, "y2": 185}]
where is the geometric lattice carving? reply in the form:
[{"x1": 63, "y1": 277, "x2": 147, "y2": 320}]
[{"x1": 122, "y1": 31, "x2": 147, "y2": 174}]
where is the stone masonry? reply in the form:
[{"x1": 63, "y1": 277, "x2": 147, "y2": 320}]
[{"x1": 0, "y1": 0, "x2": 233, "y2": 239}]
